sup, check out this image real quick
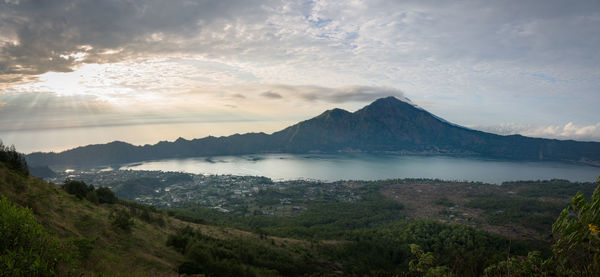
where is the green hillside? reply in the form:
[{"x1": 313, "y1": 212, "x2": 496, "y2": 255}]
[
  {"x1": 0, "y1": 161, "x2": 185, "y2": 275},
  {"x1": 0, "y1": 162, "x2": 335, "y2": 276},
  {"x1": 2, "y1": 142, "x2": 600, "y2": 276}
]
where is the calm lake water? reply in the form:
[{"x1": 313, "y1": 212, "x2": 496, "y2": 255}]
[{"x1": 120, "y1": 154, "x2": 600, "y2": 184}]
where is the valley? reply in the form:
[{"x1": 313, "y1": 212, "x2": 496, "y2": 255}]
[{"x1": 47, "y1": 168, "x2": 596, "y2": 241}]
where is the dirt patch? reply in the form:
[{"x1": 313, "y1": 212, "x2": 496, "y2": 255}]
[{"x1": 381, "y1": 182, "x2": 555, "y2": 241}]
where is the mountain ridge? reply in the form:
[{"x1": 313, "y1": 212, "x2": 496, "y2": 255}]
[{"x1": 25, "y1": 96, "x2": 600, "y2": 168}]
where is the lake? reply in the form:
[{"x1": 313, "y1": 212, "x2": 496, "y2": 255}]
[{"x1": 119, "y1": 153, "x2": 600, "y2": 184}]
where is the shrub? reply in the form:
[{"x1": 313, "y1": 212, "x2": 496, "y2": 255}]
[
  {"x1": 550, "y1": 177, "x2": 600, "y2": 275},
  {"x1": 86, "y1": 191, "x2": 99, "y2": 204},
  {"x1": 63, "y1": 180, "x2": 92, "y2": 199},
  {"x1": 166, "y1": 227, "x2": 194, "y2": 253},
  {"x1": 96, "y1": 187, "x2": 117, "y2": 204},
  {"x1": 435, "y1": 197, "x2": 455, "y2": 207},
  {"x1": 0, "y1": 197, "x2": 65, "y2": 276},
  {"x1": 71, "y1": 238, "x2": 96, "y2": 261},
  {"x1": 110, "y1": 209, "x2": 134, "y2": 232}
]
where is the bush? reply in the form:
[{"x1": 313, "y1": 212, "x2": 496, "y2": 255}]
[
  {"x1": 435, "y1": 197, "x2": 455, "y2": 207},
  {"x1": 86, "y1": 190, "x2": 99, "y2": 204},
  {"x1": 63, "y1": 180, "x2": 92, "y2": 199},
  {"x1": 110, "y1": 209, "x2": 134, "y2": 232},
  {"x1": 96, "y1": 187, "x2": 117, "y2": 204},
  {"x1": 550, "y1": 177, "x2": 600, "y2": 275},
  {"x1": 71, "y1": 238, "x2": 96, "y2": 261},
  {"x1": 0, "y1": 197, "x2": 65, "y2": 276}
]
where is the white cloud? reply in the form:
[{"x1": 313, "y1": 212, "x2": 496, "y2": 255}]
[{"x1": 473, "y1": 122, "x2": 600, "y2": 142}]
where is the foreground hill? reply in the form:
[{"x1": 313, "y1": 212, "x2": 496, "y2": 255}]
[
  {"x1": 0, "y1": 162, "x2": 346, "y2": 276},
  {"x1": 0, "y1": 162, "x2": 183, "y2": 275},
  {"x1": 27, "y1": 96, "x2": 600, "y2": 168},
  {"x1": 3, "y1": 144, "x2": 600, "y2": 275},
  {"x1": 0, "y1": 161, "x2": 551, "y2": 276}
]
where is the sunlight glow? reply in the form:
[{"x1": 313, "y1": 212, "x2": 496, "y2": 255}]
[{"x1": 59, "y1": 52, "x2": 87, "y2": 62}]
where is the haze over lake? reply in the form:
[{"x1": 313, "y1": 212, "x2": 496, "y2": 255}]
[
  {"x1": 120, "y1": 154, "x2": 600, "y2": 184},
  {"x1": 0, "y1": 121, "x2": 293, "y2": 154}
]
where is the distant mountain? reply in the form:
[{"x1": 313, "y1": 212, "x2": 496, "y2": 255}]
[{"x1": 26, "y1": 96, "x2": 600, "y2": 168}]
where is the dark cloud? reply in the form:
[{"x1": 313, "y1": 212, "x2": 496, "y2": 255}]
[
  {"x1": 299, "y1": 86, "x2": 405, "y2": 103},
  {"x1": 249, "y1": 84, "x2": 405, "y2": 104},
  {"x1": 2, "y1": 0, "x2": 599, "y2": 86},
  {"x1": 261, "y1": 91, "x2": 283, "y2": 99},
  {"x1": 2, "y1": 0, "x2": 600, "y2": 85},
  {"x1": 0, "y1": 0, "x2": 266, "y2": 82}
]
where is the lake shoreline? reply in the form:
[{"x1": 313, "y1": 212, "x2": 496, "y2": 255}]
[{"x1": 111, "y1": 153, "x2": 600, "y2": 184}]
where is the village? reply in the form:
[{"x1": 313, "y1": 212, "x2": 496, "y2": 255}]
[{"x1": 48, "y1": 169, "x2": 362, "y2": 216}]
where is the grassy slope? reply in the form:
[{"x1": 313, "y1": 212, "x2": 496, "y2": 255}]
[
  {"x1": 0, "y1": 163, "x2": 326, "y2": 276},
  {"x1": 5, "y1": 161, "x2": 583, "y2": 275},
  {"x1": 0, "y1": 163, "x2": 184, "y2": 275}
]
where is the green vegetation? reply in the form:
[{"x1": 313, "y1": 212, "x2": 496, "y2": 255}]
[
  {"x1": 0, "y1": 161, "x2": 184, "y2": 275},
  {"x1": 337, "y1": 220, "x2": 540, "y2": 276},
  {"x1": 0, "y1": 197, "x2": 65, "y2": 276},
  {"x1": 466, "y1": 195, "x2": 564, "y2": 232},
  {"x1": 4, "y1": 143, "x2": 600, "y2": 275},
  {"x1": 62, "y1": 179, "x2": 117, "y2": 205},
  {"x1": 549, "y1": 178, "x2": 600, "y2": 275},
  {"x1": 0, "y1": 141, "x2": 28, "y2": 175},
  {"x1": 95, "y1": 187, "x2": 118, "y2": 204},
  {"x1": 435, "y1": 196, "x2": 455, "y2": 207},
  {"x1": 169, "y1": 192, "x2": 405, "y2": 239},
  {"x1": 62, "y1": 179, "x2": 91, "y2": 199},
  {"x1": 111, "y1": 177, "x2": 165, "y2": 200},
  {"x1": 483, "y1": 177, "x2": 600, "y2": 276},
  {"x1": 503, "y1": 179, "x2": 597, "y2": 199},
  {"x1": 109, "y1": 209, "x2": 135, "y2": 232},
  {"x1": 162, "y1": 218, "x2": 540, "y2": 276},
  {"x1": 167, "y1": 226, "x2": 323, "y2": 276}
]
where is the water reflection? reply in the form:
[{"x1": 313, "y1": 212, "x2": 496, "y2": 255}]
[{"x1": 120, "y1": 153, "x2": 600, "y2": 184}]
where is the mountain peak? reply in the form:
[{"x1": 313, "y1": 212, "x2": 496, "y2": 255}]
[
  {"x1": 317, "y1": 108, "x2": 352, "y2": 119},
  {"x1": 373, "y1": 95, "x2": 403, "y2": 103},
  {"x1": 368, "y1": 96, "x2": 416, "y2": 107},
  {"x1": 356, "y1": 96, "x2": 420, "y2": 116},
  {"x1": 25, "y1": 95, "x2": 600, "y2": 167}
]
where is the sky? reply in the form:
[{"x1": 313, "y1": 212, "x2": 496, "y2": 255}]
[{"x1": 1, "y1": 0, "x2": 599, "y2": 152}]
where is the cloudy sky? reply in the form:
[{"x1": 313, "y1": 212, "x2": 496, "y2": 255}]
[{"x1": 1, "y1": 0, "x2": 599, "y2": 152}]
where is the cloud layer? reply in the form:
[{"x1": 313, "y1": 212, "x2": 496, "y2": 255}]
[
  {"x1": 2, "y1": 0, "x2": 599, "y2": 85},
  {"x1": 0, "y1": 0, "x2": 599, "y2": 143}
]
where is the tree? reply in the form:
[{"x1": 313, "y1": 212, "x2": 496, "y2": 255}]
[
  {"x1": 86, "y1": 190, "x2": 99, "y2": 204},
  {"x1": 62, "y1": 179, "x2": 92, "y2": 199},
  {"x1": 550, "y1": 176, "x2": 600, "y2": 276},
  {"x1": 0, "y1": 141, "x2": 28, "y2": 175},
  {"x1": 96, "y1": 187, "x2": 117, "y2": 204},
  {"x1": 409, "y1": 244, "x2": 453, "y2": 277},
  {"x1": 484, "y1": 176, "x2": 600, "y2": 276}
]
